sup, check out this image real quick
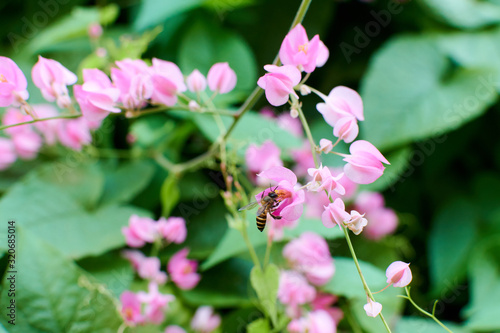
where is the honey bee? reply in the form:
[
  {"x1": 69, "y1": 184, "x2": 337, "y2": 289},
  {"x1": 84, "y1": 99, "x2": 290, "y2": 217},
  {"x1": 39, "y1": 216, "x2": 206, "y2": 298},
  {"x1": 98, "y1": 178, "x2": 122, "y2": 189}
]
[{"x1": 239, "y1": 186, "x2": 287, "y2": 232}]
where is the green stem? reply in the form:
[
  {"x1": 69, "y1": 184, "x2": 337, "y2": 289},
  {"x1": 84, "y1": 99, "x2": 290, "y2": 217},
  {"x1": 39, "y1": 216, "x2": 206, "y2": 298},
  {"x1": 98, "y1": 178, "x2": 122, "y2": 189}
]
[
  {"x1": 240, "y1": 222, "x2": 261, "y2": 270},
  {"x1": 0, "y1": 114, "x2": 81, "y2": 131},
  {"x1": 295, "y1": 101, "x2": 319, "y2": 168},
  {"x1": 402, "y1": 287, "x2": 453, "y2": 333},
  {"x1": 264, "y1": 233, "x2": 273, "y2": 268}
]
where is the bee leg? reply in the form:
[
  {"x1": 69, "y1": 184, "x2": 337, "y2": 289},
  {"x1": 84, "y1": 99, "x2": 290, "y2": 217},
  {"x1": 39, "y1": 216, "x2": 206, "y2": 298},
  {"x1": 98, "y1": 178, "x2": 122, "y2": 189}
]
[{"x1": 270, "y1": 214, "x2": 282, "y2": 220}]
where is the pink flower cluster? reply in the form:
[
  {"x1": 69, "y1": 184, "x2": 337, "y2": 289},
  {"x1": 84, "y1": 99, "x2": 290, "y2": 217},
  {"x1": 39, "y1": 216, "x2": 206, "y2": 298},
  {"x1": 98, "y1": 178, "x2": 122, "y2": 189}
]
[
  {"x1": 122, "y1": 215, "x2": 187, "y2": 247},
  {"x1": 277, "y1": 232, "x2": 342, "y2": 331},
  {"x1": 163, "y1": 306, "x2": 221, "y2": 333},
  {"x1": 354, "y1": 191, "x2": 398, "y2": 240}
]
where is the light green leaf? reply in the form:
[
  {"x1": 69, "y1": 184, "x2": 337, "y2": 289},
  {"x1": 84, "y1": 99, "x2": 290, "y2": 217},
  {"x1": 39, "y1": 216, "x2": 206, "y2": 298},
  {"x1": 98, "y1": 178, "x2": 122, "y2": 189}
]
[
  {"x1": 161, "y1": 173, "x2": 181, "y2": 217},
  {"x1": 429, "y1": 198, "x2": 478, "y2": 293},
  {"x1": 396, "y1": 317, "x2": 472, "y2": 333},
  {"x1": 421, "y1": 0, "x2": 500, "y2": 29},
  {"x1": 360, "y1": 35, "x2": 498, "y2": 151},
  {"x1": 0, "y1": 228, "x2": 121, "y2": 332},
  {"x1": 247, "y1": 318, "x2": 271, "y2": 333},
  {"x1": 250, "y1": 264, "x2": 279, "y2": 326},
  {"x1": 133, "y1": 0, "x2": 204, "y2": 31}
]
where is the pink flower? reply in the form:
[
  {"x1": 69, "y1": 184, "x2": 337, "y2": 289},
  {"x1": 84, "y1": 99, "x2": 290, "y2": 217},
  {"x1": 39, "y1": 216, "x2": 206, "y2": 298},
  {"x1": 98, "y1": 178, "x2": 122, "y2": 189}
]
[
  {"x1": 122, "y1": 249, "x2": 146, "y2": 271},
  {"x1": 207, "y1": 62, "x2": 236, "y2": 94},
  {"x1": 138, "y1": 282, "x2": 175, "y2": 324},
  {"x1": 165, "y1": 326, "x2": 186, "y2": 333},
  {"x1": 288, "y1": 310, "x2": 337, "y2": 333},
  {"x1": 279, "y1": 24, "x2": 327, "y2": 73},
  {"x1": 311, "y1": 293, "x2": 343, "y2": 324},
  {"x1": 32, "y1": 56, "x2": 77, "y2": 108},
  {"x1": 318, "y1": 138, "x2": 333, "y2": 154},
  {"x1": 32, "y1": 104, "x2": 60, "y2": 145},
  {"x1": 363, "y1": 207, "x2": 398, "y2": 240},
  {"x1": 120, "y1": 291, "x2": 144, "y2": 325},
  {"x1": 283, "y1": 232, "x2": 335, "y2": 286},
  {"x1": 277, "y1": 112, "x2": 303, "y2": 137},
  {"x1": 0, "y1": 138, "x2": 16, "y2": 170},
  {"x1": 122, "y1": 215, "x2": 158, "y2": 248},
  {"x1": 0, "y1": 57, "x2": 29, "y2": 107},
  {"x1": 56, "y1": 117, "x2": 92, "y2": 151},
  {"x1": 344, "y1": 210, "x2": 368, "y2": 235},
  {"x1": 257, "y1": 64, "x2": 301, "y2": 106},
  {"x1": 278, "y1": 270, "x2": 316, "y2": 307},
  {"x1": 111, "y1": 58, "x2": 152, "y2": 109},
  {"x1": 157, "y1": 216, "x2": 187, "y2": 244},
  {"x1": 190, "y1": 306, "x2": 221, "y2": 333},
  {"x1": 333, "y1": 116, "x2": 358, "y2": 143},
  {"x1": 150, "y1": 58, "x2": 186, "y2": 106},
  {"x1": 306, "y1": 165, "x2": 345, "y2": 197},
  {"x1": 317, "y1": 86, "x2": 364, "y2": 126},
  {"x1": 343, "y1": 140, "x2": 389, "y2": 184},
  {"x1": 88, "y1": 22, "x2": 103, "y2": 39},
  {"x1": 256, "y1": 166, "x2": 305, "y2": 227},
  {"x1": 74, "y1": 68, "x2": 121, "y2": 122},
  {"x1": 2, "y1": 107, "x2": 32, "y2": 135},
  {"x1": 330, "y1": 167, "x2": 358, "y2": 200},
  {"x1": 354, "y1": 191, "x2": 385, "y2": 213},
  {"x1": 137, "y1": 257, "x2": 168, "y2": 285},
  {"x1": 322, "y1": 198, "x2": 350, "y2": 229},
  {"x1": 305, "y1": 191, "x2": 330, "y2": 219},
  {"x1": 187, "y1": 69, "x2": 207, "y2": 93},
  {"x1": 316, "y1": 41, "x2": 330, "y2": 67},
  {"x1": 245, "y1": 140, "x2": 283, "y2": 184},
  {"x1": 364, "y1": 298, "x2": 382, "y2": 317},
  {"x1": 167, "y1": 248, "x2": 200, "y2": 290},
  {"x1": 291, "y1": 141, "x2": 315, "y2": 177},
  {"x1": 11, "y1": 131, "x2": 42, "y2": 159},
  {"x1": 386, "y1": 261, "x2": 412, "y2": 287}
]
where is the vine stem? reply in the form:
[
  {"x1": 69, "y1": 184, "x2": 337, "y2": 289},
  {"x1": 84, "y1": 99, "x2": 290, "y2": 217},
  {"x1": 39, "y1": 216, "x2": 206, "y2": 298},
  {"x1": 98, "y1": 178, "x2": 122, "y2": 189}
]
[
  {"x1": 399, "y1": 287, "x2": 453, "y2": 333},
  {"x1": 0, "y1": 114, "x2": 81, "y2": 131}
]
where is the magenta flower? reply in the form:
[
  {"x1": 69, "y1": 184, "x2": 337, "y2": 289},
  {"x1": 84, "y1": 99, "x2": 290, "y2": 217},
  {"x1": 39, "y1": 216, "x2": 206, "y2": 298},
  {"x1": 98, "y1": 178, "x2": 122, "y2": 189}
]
[
  {"x1": 312, "y1": 293, "x2": 344, "y2": 324},
  {"x1": 386, "y1": 261, "x2": 412, "y2": 287},
  {"x1": 333, "y1": 116, "x2": 358, "y2": 143},
  {"x1": 0, "y1": 57, "x2": 29, "y2": 107},
  {"x1": 283, "y1": 232, "x2": 335, "y2": 286},
  {"x1": 0, "y1": 138, "x2": 16, "y2": 170},
  {"x1": 111, "y1": 59, "x2": 152, "y2": 109},
  {"x1": 287, "y1": 309, "x2": 337, "y2": 333},
  {"x1": 157, "y1": 216, "x2": 187, "y2": 244},
  {"x1": 74, "y1": 68, "x2": 121, "y2": 122},
  {"x1": 167, "y1": 248, "x2": 200, "y2": 290},
  {"x1": 138, "y1": 282, "x2": 175, "y2": 324},
  {"x1": 56, "y1": 117, "x2": 92, "y2": 151},
  {"x1": 317, "y1": 86, "x2": 364, "y2": 127},
  {"x1": 11, "y1": 131, "x2": 42, "y2": 160},
  {"x1": 278, "y1": 270, "x2": 316, "y2": 307},
  {"x1": 257, "y1": 64, "x2": 301, "y2": 106},
  {"x1": 279, "y1": 23, "x2": 327, "y2": 73},
  {"x1": 190, "y1": 306, "x2": 221, "y2": 333},
  {"x1": 207, "y1": 62, "x2": 236, "y2": 94},
  {"x1": 150, "y1": 58, "x2": 186, "y2": 106},
  {"x1": 322, "y1": 198, "x2": 350, "y2": 230},
  {"x1": 187, "y1": 69, "x2": 207, "y2": 93},
  {"x1": 245, "y1": 140, "x2": 283, "y2": 184},
  {"x1": 256, "y1": 166, "x2": 305, "y2": 226},
  {"x1": 343, "y1": 140, "x2": 389, "y2": 184},
  {"x1": 122, "y1": 215, "x2": 158, "y2": 248},
  {"x1": 32, "y1": 56, "x2": 77, "y2": 108},
  {"x1": 120, "y1": 291, "x2": 144, "y2": 325},
  {"x1": 363, "y1": 298, "x2": 382, "y2": 318},
  {"x1": 306, "y1": 165, "x2": 345, "y2": 197}
]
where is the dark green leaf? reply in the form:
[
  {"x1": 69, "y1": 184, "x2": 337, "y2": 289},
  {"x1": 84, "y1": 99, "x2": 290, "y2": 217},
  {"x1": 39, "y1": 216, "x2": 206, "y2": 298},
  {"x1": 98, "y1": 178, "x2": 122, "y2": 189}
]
[
  {"x1": 134, "y1": 0, "x2": 204, "y2": 31},
  {"x1": 161, "y1": 173, "x2": 181, "y2": 217}
]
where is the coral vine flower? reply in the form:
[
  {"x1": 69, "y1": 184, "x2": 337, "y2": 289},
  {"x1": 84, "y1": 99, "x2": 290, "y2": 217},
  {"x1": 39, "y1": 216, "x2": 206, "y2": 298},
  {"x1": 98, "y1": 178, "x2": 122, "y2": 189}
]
[
  {"x1": 354, "y1": 192, "x2": 398, "y2": 240},
  {"x1": 386, "y1": 261, "x2": 412, "y2": 287},
  {"x1": 317, "y1": 86, "x2": 364, "y2": 126},
  {"x1": 157, "y1": 216, "x2": 187, "y2": 244},
  {"x1": 279, "y1": 23, "x2": 328, "y2": 73},
  {"x1": 150, "y1": 58, "x2": 186, "y2": 106},
  {"x1": 306, "y1": 165, "x2": 345, "y2": 197},
  {"x1": 343, "y1": 140, "x2": 390, "y2": 184},
  {"x1": 138, "y1": 282, "x2": 175, "y2": 324},
  {"x1": 318, "y1": 138, "x2": 333, "y2": 153},
  {"x1": 190, "y1": 306, "x2": 221, "y2": 333},
  {"x1": 287, "y1": 309, "x2": 337, "y2": 333},
  {"x1": 278, "y1": 270, "x2": 316, "y2": 307},
  {"x1": 74, "y1": 68, "x2": 121, "y2": 122},
  {"x1": 0, "y1": 57, "x2": 29, "y2": 107},
  {"x1": 364, "y1": 298, "x2": 382, "y2": 318},
  {"x1": 165, "y1": 326, "x2": 187, "y2": 333},
  {"x1": 187, "y1": 69, "x2": 207, "y2": 93},
  {"x1": 122, "y1": 215, "x2": 158, "y2": 248},
  {"x1": 283, "y1": 232, "x2": 335, "y2": 286},
  {"x1": 11, "y1": 131, "x2": 42, "y2": 159},
  {"x1": 245, "y1": 140, "x2": 283, "y2": 185},
  {"x1": 207, "y1": 62, "x2": 236, "y2": 94},
  {"x1": 167, "y1": 248, "x2": 200, "y2": 290},
  {"x1": 111, "y1": 58, "x2": 153, "y2": 109},
  {"x1": 56, "y1": 117, "x2": 92, "y2": 151},
  {"x1": 256, "y1": 166, "x2": 305, "y2": 225},
  {"x1": 137, "y1": 257, "x2": 168, "y2": 285},
  {"x1": 257, "y1": 65, "x2": 301, "y2": 106},
  {"x1": 322, "y1": 198, "x2": 368, "y2": 235},
  {"x1": 120, "y1": 291, "x2": 144, "y2": 325},
  {"x1": 0, "y1": 138, "x2": 17, "y2": 170},
  {"x1": 32, "y1": 56, "x2": 77, "y2": 108},
  {"x1": 333, "y1": 116, "x2": 359, "y2": 143}
]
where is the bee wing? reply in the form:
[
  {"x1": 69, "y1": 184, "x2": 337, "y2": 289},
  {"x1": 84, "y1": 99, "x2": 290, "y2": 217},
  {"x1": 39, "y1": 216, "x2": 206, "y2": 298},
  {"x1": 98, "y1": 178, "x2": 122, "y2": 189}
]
[
  {"x1": 238, "y1": 201, "x2": 259, "y2": 211},
  {"x1": 256, "y1": 204, "x2": 267, "y2": 216}
]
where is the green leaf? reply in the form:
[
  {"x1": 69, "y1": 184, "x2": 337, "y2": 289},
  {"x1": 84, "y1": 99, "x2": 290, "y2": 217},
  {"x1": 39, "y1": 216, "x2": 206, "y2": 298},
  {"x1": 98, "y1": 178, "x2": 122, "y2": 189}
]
[
  {"x1": 179, "y1": 19, "x2": 257, "y2": 95},
  {"x1": 100, "y1": 160, "x2": 156, "y2": 206},
  {"x1": 421, "y1": 0, "x2": 500, "y2": 29},
  {"x1": 464, "y1": 236, "x2": 500, "y2": 330},
  {"x1": 0, "y1": 228, "x2": 121, "y2": 332},
  {"x1": 429, "y1": 198, "x2": 478, "y2": 293},
  {"x1": 360, "y1": 35, "x2": 498, "y2": 151},
  {"x1": 396, "y1": 317, "x2": 471, "y2": 333},
  {"x1": 247, "y1": 318, "x2": 271, "y2": 333},
  {"x1": 134, "y1": 0, "x2": 204, "y2": 31},
  {"x1": 106, "y1": 26, "x2": 163, "y2": 61},
  {"x1": 250, "y1": 264, "x2": 279, "y2": 326},
  {"x1": 161, "y1": 173, "x2": 181, "y2": 217}
]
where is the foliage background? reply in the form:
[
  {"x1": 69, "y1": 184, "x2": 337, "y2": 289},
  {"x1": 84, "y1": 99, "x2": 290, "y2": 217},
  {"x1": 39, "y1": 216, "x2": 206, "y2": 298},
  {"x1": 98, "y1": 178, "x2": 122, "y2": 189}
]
[{"x1": 1, "y1": 0, "x2": 500, "y2": 332}]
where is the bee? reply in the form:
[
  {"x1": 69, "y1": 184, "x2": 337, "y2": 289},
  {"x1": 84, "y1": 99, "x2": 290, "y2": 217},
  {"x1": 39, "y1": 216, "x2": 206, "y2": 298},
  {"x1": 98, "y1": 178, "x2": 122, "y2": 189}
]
[{"x1": 239, "y1": 186, "x2": 287, "y2": 232}]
